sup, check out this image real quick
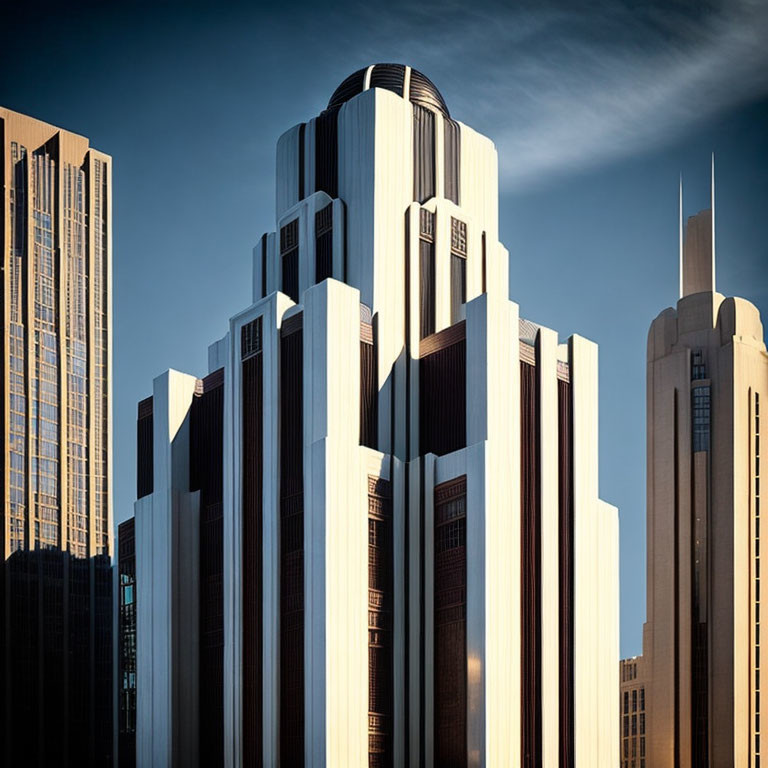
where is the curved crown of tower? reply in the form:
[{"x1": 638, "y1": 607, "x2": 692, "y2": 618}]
[{"x1": 327, "y1": 63, "x2": 450, "y2": 118}]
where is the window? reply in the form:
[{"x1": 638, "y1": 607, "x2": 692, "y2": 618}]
[
  {"x1": 280, "y1": 219, "x2": 299, "y2": 303},
  {"x1": 632, "y1": 689, "x2": 637, "y2": 711},
  {"x1": 692, "y1": 385, "x2": 711, "y2": 452},
  {"x1": 419, "y1": 323, "x2": 466, "y2": 457},
  {"x1": 624, "y1": 691, "x2": 629, "y2": 714},
  {"x1": 444, "y1": 118, "x2": 460, "y2": 204},
  {"x1": 692, "y1": 349, "x2": 706, "y2": 380},
  {"x1": 315, "y1": 203, "x2": 333, "y2": 283},
  {"x1": 413, "y1": 106, "x2": 435, "y2": 203},
  {"x1": 419, "y1": 209, "x2": 435, "y2": 339},
  {"x1": 241, "y1": 317, "x2": 262, "y2": 360},
  {"x1": 450, "y1": 218, "x2": 467, "y2": 325},
  {"x1": 434, "y1": 477, "x2": 467, "y2": 765}
]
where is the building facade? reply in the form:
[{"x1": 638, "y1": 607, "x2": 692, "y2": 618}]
[
  {"x1": 620, "y1": 655, "x2": 647, "y2": 768},
  {"x1": 0, "y1": 108, "x2": 113, "y2": 765},
  {"x1": 119, "y1": 64, "x2": 619, "y2": 767},
  {"x1": 643, "y1": 175, "x2": 768, "y2": 766}
]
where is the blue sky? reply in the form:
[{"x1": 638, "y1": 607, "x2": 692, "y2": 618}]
[{"x1": 3, "y1": 0, "x2": 768, "y2": 658}]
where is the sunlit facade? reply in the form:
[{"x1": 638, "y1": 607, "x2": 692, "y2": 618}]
[
  {"x1": 619, "y1": 655, "x2": 647, "y2": 768},
  {"x1": 642, "y1": 177, "x2": 768, "y2": 766},
  {"x1": 0, "y1": 107, "x2": 113, "y2": 766},
  {"x1": 120, "y1": 64, "x2": 618, "y2": 767}
]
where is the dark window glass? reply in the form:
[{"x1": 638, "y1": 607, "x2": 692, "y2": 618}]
[
  {"x1": 450, "y1": 218, "x2": 467, "y2": 326},
  {"x1": 368, "y1": 477, "x2": 393, "y2": 766},
  {"x1": 444, "y1": 118, "x2": 460, "y2": 204},
  {"x1": 692, "y1": 385, "x2": 711, "y2": 452},
  {"x1": 281, "y1": 219, "x2": 299, "y2": 303},
  {"x1": 419, "y1": 210, "x2": 436, "y2": 339},
  {"x1": 419, "y1": 326, "x2": 466, "y2": 457},
  {"x1": 413, "y1": 106, "x2": 435, "y2": 203},
  {"x1": 315, "y1": 110, "x2": 338, "y2": 198},
  {"x1": 315, "y1": 203, "x2": 333, "y2": 283},
  {"x1": 434, "y1": 478, "x2": 467, "y2": 766}
]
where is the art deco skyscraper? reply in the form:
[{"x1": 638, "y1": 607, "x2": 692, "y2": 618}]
[
  {"x1": 119, "y1": 64, "x2": 618, "y2": 767},
  {"x1": 643, "y1": 168, "x2": 768, "y2": 766},
  {"x1": 0, "y1": 108, "x2": 113, "y2": 766}
]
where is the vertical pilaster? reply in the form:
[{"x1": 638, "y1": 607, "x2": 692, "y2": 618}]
[
  {"x1": 570, "y1": 334, "x2": 600, "y2": 766},
  {"x1": 406, "y1": 203, "x2": 421, "y2": 462},
  {"x1": 407, "y1": 456, "x2": 426, "y2": 766},
  {"x1": 598, "y1": 500, "x2": 620, "y2": 767},
  {"x1": 391, "y1": 456, "x2": 407, "y2": 766},
  {"x1": 465, "y1": 292, "x2": 519, "y2": 766},
  {"x1": 261, "y1": 294, "x2": 292, "y2": 765},
  {"x1": 434, "y1": 203, "x2": 451, "y2": 334},
  {"x1": 537, "y1": 327, "x2": 560, "y2": 766},
  {"x1": 103, "y1": 152, "x2": 114, "y2": 559},
  {"x1": 135, "y1": 370, "x2": 199, "y2": 768},
  {"x1": 303, "y1": 279, "x2": 366, "y2": 766}
]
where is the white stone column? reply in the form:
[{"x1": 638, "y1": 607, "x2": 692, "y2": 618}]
[
  {"x1": 537, "y1": 326, "x2": 560, "y2": 767},
  {"x1": 303, "y1": 279, "x2": 367, "y2": 766},
  {"x1": 135, "y1": 369, "x2": 199, "y2": 768},
  {"x1": 570, "y1": 334, "x2": 600, "y2": 766},
  {"x1": 598, "y1": 500, "x2": 620, "y2": 767},
  {"x1": 434, "y1": 201, "x2": 451, "y2": 334},
  {"x1": 391, "y1": 455, "x2": 407, "y2": 766},
  {"x1": 465, "y1": 292, "x2": 519, "y2": 766},
  {"x1": 407, "y1": 455, "x2": 428, "y2": 766}
]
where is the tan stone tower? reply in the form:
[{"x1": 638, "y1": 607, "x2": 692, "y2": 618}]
[
  {"x1": 644, "y1": 163, "x2": 768, "y2": 766},
  {"x1": 1, "y1": 108, "x2": 113, "y2": 766}
]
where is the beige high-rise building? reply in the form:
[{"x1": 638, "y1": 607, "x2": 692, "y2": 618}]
[
  {"x1": 643, "y1": 169, "x2": 768, "y2": 766},
  {"x1": 620, "y1": 655, "x2": 648, "y2": 768},
  {"x1": 0, "y1": 108, "x2": 113, "y2": 766}
]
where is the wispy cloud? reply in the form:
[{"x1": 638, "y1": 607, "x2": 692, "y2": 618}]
[{"x1": 332, "y1": 0, "x2": 768, "y2": 188}]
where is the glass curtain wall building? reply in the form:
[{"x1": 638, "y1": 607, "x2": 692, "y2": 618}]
[{"x1": 0, "y1": 107, "x2": 113, "y2": 767}]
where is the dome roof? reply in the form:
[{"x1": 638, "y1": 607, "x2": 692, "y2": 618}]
[{"x1": 327, "y1": 64, "x2": 450, "y2": 118}]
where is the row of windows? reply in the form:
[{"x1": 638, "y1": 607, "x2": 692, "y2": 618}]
[
  {"x1": 278, "y1": 206, "x2": 334, "y2": 304},
  {"x1": 622, "y1": 660, "x2": 639, "y2": 681},
  {"x1": 6, "y1": 150, "x2": 111, "y2": 556},
  {"x1": 622, "y1": 711, "x2": 646, "y2": 736},
  {"x1": 622, "y1": 734, "x2": 646, "y2": 764},
  {"x1": 420, "y1": 212, "x2": 468, "y2": 339}
]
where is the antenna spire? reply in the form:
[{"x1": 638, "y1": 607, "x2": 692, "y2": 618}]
[
  {"x1": 679, "y1": 174, "x2": 683, "y2": 299},
  {"x1": 711, "y1": 152, "x2": 716, "y2": 292}
]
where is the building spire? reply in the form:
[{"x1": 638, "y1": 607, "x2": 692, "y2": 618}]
[
  {"x1": 711, "y1": 151, "x2": 716, "y2": 293},
  {"x1": 679, "y1": 173, "x2": 684, "y2": 299},
  {"x1": 680, "y1": 157, "x2": 716, "y2": 298}
]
